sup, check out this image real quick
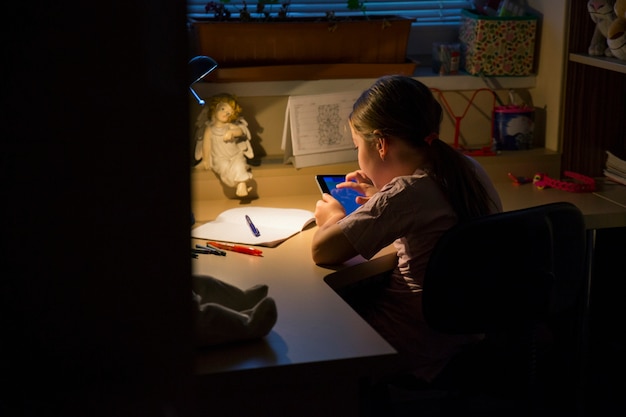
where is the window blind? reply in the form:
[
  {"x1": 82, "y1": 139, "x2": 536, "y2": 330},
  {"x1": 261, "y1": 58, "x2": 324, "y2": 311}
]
[{"x1": 187, "y1": 1, "x2": 473, "y2": 25}]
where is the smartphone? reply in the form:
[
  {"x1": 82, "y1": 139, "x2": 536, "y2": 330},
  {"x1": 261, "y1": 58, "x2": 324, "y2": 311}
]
[{"x1": 315, "y1": 175, "x2": 361, "y2": 215}]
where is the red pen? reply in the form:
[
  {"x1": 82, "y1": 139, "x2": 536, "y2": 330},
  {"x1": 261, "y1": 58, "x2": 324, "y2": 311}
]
[{"x1": 208, "y1": 241, "x2": 263, "y2": 257}]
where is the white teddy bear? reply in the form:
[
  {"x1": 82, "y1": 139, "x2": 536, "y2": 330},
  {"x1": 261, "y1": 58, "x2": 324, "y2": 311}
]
[{"x1": 588, "y1": 0, "x2": 617, "y2": 56}]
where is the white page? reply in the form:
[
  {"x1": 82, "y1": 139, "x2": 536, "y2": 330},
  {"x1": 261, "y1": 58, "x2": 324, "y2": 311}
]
[
  {"x1": 288, "y1": 91, "x2": 360, "y2": 156},
  {"x1": 191, "y1": 207, "x2": 315, "y2": 247},
  {"x1": 281, "y1": 101, "x2": 294, "y2": 164}
]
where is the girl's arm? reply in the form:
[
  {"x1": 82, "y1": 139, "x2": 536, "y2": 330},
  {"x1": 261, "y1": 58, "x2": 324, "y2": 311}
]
[{"x1": 311, "y1": 194, "x2": 358, "y2": 264}]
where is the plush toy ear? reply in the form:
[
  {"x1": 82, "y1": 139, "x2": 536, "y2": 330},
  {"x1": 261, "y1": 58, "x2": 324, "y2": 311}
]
[
  {"x1": 608, "y1": 16, "x2": 626, "y2": 38},
  {"x1": 607, "y1": 19, "x2": 626, "y2": 60},
  {"x1": 616, "y1": 0, "x2": 626, "y2": 18}
]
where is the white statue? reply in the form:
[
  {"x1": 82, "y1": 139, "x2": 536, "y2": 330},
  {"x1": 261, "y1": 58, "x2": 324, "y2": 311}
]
[{"x1": 195, "y1": 93, "x2": 254, "y2": 198}]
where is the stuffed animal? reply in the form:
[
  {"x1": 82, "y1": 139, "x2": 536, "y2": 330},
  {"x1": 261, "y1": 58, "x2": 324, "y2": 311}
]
[
  {"x1": 608, "y1": 0, "x2": 626, "y2": 59},
  {"x1": 588, "y1": 0, "x2": 617, "y2": 56},
  {"x1": 192, "y1": 275, "x2": 277, "y2": 346}
]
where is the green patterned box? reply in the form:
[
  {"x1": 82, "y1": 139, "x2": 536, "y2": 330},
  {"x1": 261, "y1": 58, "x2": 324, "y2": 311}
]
[{"x1": 459, "y1": 9, "x2": 537, "y2": 76}]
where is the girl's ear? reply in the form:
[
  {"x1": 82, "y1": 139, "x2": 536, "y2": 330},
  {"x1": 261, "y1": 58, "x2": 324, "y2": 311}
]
[
  {"x1": 376, "y1": 136, "x2": 388, "y2": 160},
  {"x1": 371, "y1": 129, "x2": 388, "y2": 160}
]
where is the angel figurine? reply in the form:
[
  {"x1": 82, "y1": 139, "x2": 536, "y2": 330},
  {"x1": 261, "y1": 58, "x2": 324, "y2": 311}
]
[{"x1": 194, "y1": 93, "x2": 254, "y2": 197}]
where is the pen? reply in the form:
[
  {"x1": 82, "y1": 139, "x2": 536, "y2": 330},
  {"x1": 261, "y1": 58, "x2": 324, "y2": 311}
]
[
  {"x1": 192, "y1": 247, "x2": 220, "y2": 256},
  {"x1": 195, "y1": 244, "x2": 226, "y2": 256},
  {"x1": 205, "y1": 243, "x2": 227, "y2": 256},
  {"x1": 208, "y1": 241, "x2": 263, "y2": 257},
  {"x1": 192, "y1": 248, "x2": 211, "y2": 255},
  {"x1": 245, "y1": 215, "x2": 261, "y2": 237}
]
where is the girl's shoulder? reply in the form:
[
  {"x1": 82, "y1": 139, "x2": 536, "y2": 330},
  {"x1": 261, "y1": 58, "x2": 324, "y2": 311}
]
[
  {"x1": 374, "y1": 173, "x2": 443, "y2": 209},
  {"x1": 381, "y1": 171, "x2": 434, "y2": 194}
]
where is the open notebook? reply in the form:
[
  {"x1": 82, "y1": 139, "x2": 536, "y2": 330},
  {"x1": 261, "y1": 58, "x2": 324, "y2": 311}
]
[{"x1": 191, "y1": 207, "x2": 316, "y2": 247}]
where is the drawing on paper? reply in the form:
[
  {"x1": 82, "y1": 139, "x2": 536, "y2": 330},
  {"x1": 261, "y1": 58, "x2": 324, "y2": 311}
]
[
  {"x1": 317, "y1": 103, "x2": 343, "y2": 147},
  {"x1": 288, "y1": 92, "x2": 358, "y2": 155},
  {"x1": 281, "y1": 91, "x2": 361, "y2": 167}
]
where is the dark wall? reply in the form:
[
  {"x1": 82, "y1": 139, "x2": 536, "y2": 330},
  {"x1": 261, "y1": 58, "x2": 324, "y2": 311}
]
[{"x1": 1, "y1": 2, "x2": 194, "y2": 416}]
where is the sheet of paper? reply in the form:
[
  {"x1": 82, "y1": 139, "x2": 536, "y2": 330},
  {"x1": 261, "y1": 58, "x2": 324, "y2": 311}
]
[
  {"x1": 191, "y1": 207, "x2": 316, "y2": 247},
  {"x1": 281, "y1": 91, "x2": 360, "y2": 168}
]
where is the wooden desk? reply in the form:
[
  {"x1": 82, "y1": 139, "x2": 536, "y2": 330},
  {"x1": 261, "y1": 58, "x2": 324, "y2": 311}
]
[
  {"x1": 495, "y1": 179, "x2": 626, "y2": 229},
  {"x1": 192, "y1": 195, "x2": 398, "y2": 417},
  {"x1": 191, "y1": 181, "x2": 626, "y2": 417},
  {"x1": 493, "y1": 180, "x2": 626, "y2": 318}
]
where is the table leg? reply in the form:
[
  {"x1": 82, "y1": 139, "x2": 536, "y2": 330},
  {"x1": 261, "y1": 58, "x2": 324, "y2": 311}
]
[{"x1": 577, "y1": 229, "x2": 596, "y2": 416}]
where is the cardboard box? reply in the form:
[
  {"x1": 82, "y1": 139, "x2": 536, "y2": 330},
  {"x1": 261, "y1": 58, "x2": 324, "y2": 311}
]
[{"x1": 459, "y1": 9, "x2": 537, "y2": 76}]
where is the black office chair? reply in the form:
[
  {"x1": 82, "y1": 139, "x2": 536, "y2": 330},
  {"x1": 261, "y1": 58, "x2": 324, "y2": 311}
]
[{"x1": 384, "y1": 202, "x2": 587, "y2": 417}]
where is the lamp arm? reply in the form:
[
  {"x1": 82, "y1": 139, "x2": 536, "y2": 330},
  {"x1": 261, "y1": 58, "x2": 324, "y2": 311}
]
[{"x1": 190, "y1": 85, "x2": 205, "y2": 106}]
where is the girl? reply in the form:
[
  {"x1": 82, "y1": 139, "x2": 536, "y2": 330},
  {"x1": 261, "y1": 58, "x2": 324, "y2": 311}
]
[{"x1": 312, "y1": 75, "x2": 502, "y2": 382}]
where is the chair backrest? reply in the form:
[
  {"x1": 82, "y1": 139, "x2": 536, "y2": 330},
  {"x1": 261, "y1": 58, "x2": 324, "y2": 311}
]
[{"x1": 423, "y1": 202, "x2": 586, "y2": 335}]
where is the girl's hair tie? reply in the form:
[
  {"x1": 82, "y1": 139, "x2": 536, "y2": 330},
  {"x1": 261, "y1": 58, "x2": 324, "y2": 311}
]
[{"x1": 424, "y1": 132, "x2": 439, "y2": 145}]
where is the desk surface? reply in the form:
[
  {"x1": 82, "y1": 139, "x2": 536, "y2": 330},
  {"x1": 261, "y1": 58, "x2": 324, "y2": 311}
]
[
  {"x1": 193, "y1": 225, "x2": 398, "y2": 376},
  {"x1": 496, "y1": 180, "x2": 626, "y2": 230},
  {"x1": 192, "y1": 180, "x2": 626, "y2": 379}
]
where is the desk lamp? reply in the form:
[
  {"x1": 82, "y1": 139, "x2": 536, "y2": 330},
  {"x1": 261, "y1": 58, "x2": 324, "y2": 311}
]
[
  {"x1": 189, "y1": 55, "x2": 218, "y2": 106},
  {"x1": 189, "y1": 55, "x2": 217, "y2": 226}
]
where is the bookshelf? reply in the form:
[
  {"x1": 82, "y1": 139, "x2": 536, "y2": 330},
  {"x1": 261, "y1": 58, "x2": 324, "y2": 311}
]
[
  {"x1": 560, "y1": 1, "x2": 626, "y2": 177},
  {"x1": 568, "y1": 53, "x2": 626, "y2": 75}
]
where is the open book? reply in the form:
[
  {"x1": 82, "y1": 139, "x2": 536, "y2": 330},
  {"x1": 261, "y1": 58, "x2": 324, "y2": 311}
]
[{"x1": 191, "y1": 207, "x2": 316, "y2": 247}]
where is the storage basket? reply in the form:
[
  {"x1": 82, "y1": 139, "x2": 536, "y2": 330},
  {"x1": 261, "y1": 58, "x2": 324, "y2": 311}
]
[{"x1": 459, "y1": 9, "x2": 537, "y2": 76}]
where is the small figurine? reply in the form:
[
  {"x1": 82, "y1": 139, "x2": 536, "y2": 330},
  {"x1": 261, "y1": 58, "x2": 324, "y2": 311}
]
[{"x1": 194, "y1": 93, "x2": 254, "y2": 198}]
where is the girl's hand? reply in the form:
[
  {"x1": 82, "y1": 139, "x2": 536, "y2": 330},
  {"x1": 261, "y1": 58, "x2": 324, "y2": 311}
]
[
  {"x1": 314, "y1": 193, "x2": 346, "y2": 227},
  {"x1": 345, "y1": 170, "x2": 372, "y2": 185},
  {"x1": 338, "y1": 170, "x2": 378, "y2": 205}
]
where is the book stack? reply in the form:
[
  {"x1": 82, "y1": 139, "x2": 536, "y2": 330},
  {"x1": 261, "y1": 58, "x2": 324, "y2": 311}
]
[{"x1": 604, "y1": 151, "x2": 626, "y2": 185}]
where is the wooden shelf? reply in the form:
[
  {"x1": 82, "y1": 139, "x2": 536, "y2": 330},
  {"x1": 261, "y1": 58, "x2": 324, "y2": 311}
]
[
  {"x1": 204, "y1": 61, "x2": 418, "y2": 83},
  {"x1": 569, "y1": 53, "x2": 626, "y2": 74},
  {"x1": 197, "y1": 70, "x2": 536, "y2": 98}
]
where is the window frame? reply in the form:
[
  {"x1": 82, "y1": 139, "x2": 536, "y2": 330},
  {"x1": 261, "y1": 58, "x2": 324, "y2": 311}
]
[{"x1": 187, "y1": 1, "x2": 472, "y2": 55}]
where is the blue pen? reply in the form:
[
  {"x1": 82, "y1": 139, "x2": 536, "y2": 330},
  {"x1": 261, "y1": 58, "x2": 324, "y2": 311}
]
[{"x1": 245, "y1": 215, "x2": 261, "y2": 237}]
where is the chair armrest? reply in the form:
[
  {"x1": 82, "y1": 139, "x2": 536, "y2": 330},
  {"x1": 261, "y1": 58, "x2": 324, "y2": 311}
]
[{"x1": 324, "y1": 252, "x2": 398, "y2": 291}]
